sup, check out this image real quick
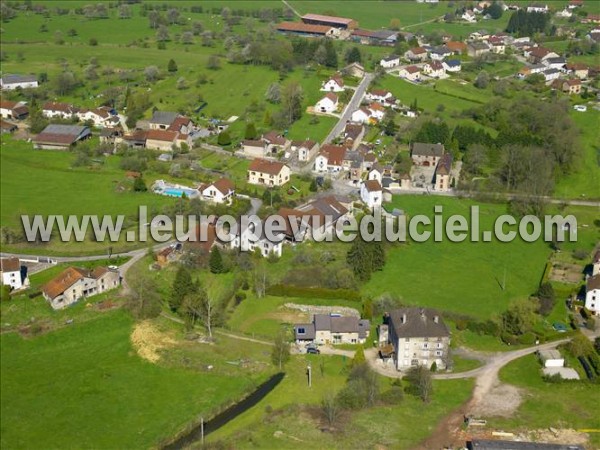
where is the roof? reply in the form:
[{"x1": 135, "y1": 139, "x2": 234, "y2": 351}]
[
  {"x1": 445, "y1": 59, "x2": 461, "y2": 67},
  {"x1": 168, "y1": 116, "x2": 192, "y2": 132},
  {"x1": 0, "y1": 100, "x2": 17, "y2": 110},
  {"x1": 382, "y1": 55, "x2": 400, "y2": 62},
  {"x1": 369, "y1": 102, "x2": 385, "y2": 112},
  {"x1": 34, "y1": 125, "x2": 90, "y2": 145},
  {"x1": 0, "y1": 120, "x2": 17, "y2": 131},
  {"x1": 412, "y1": 142, "x2": 445, "y2": 157},
  {"x1": 588, "y1": 274, "x2": 600, "y2": 291},
  {"x1": 322, "y1": 92, "x2": 338, "y2": 103},
  {"x1": 363, "y1": 179, "x2": 382, "y2": 193},
  {"x1": 430, "y1": 45, "x2": 451, "y2": 55},
  {"x1": 405, "y1": 65, "x2": 420, "y2": 74},
  {"x1": 277, "y1": 21, "x2": 333, "y2": 35},
  {"x1": 41, "y1": 267, "x2": 90, "y2": 299},
  {"x1": 408, "y1": 46, "x2": 427, "y2": 55},
  {"x1": 243, "y1": 139, "x2": 265, "y2": 148},
  {"x1": 446, "y1": 41, "x2": 467, "y2": 52},
  {"x1": 1, "y1": 74, "x2": 37, "y2": 85},
  {"x1": 326, "y1": 75, "x2": 344, "y2": 87},
  {"x1": 529, "y1": 47, "x2": 551, "y2": 58},
  {"x1": 538, "y1": 349, "x2": 562, "y2": 360},
  {"x1": 263, "y1": 130, "x2": 289, "y2": 146},
  {"x1": 435, "y1": 153, "x2": 453, "y2": 175},
  {"x1": 301, "y1": 13, "x2": 355, "y2": 26},
  {"x1": 207, "y1": 178, "x2": 235, "y2": 195},
  {"x1": 469, "y1": 41, "x2": 490, "y2": 50},
  {"x1": 149, "y1": 111, "x2": 178, "y2": 125},
  {"x1": 248, "y1": 158, "x2": 287, "y2": 175},
  {"x1": 320, "y1": 144, "x2": 346, "y2": 166},
  {"x1": 297, "y1": 195, "x2": 348, "y2": 222},
  {"x1": 428, "y1": 61, "x2": 444, "y2": 70},
  {"x1": 42, "y1": 102, "x2": 77, "y2": 113},
  {"x1": 369, "y1": 89, "x2": 391, "y2": 97},
  {"x1": 294, "y1": 323, "x2": 316, "y2": 340},
  {"x1": 344, "y1": 123, "x2": 364, "y2": 140},
  {"x1": 146, "y1": 129, "x2": 178, "y2": 142},
  {"x1": 565, "y1": 78, "x2": 581, "y2": 86},
  {"x1": 294, "y1": 139, "x2": 317, "y2": 149},
  {"x1": 468, "y1": 440, "x2": 584, "y2": 450},
  {"x1": 593, "y1": 249, "x2": 600, "y2": 263},
  {"x1": 388, "y1": 308, "x2": 450, "y2": 338},
  {"x1": 313, "y1": 314, "x2": 367, "y2": 333},
  {"x1": 0, "y1": 257, "x2": 20, "y2": 272}
]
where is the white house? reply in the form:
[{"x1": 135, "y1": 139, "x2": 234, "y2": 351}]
[
  {"x1": 380, "y1": 55, "x2": 401, "y2": 68},
  {"x1": 423, "y1": 61, "x2": 445, "y2": 78},
  {"x1": 399, "y1": 65, "x2": 422, "y2": 81},
  {"x1": 443, "y1": 59, "x2": 462, "y2": 72},
  {"x1": 292, "y1": 140, "x2": 319, "y2": 162},
  {"x1": 527, "y1": 4, "x2": 548, "y2": 13},
  {"x1": 592, "y1": 250, "x2": 600, "y2": 276},
  {"x1": 315, "y1": 93, "x2": 338, "y2": 114},
  {"x1": 542, "y1": 68, "x2": 561, "y2": 82},
  {"x1": 230, "y1": 223, "x2": 283, "y2": 258},
  {"x1": 0, "y1": 258, "x2": 25, "y2": 290},
  {"x1": 0, "y1": 74, "x2": 39, "y2": 90},
  {"x1": 77, "y1": 107, "x2": 114, "y2": 128},
  {"x1": 368, "y1": 103, "x2": 386, "y2": 121},
  {"x1": 42, "y1": 102, "x2": 79, "y2": 119},
  {"x1": 315, "y1": 145, "x2": 345, "y2": 173},
  {"x1": 351, "y1": 107, "x2": 372, "y2": 124},
  {"x1": 366, "y1": 89, "x2": 394, "y2": 104},
  {"x1": 462, "y1": 10, "x2": 477, "y2": 22},
  {"x1": 585, "y1": 274, "x2": 600, "y2": 316},
  {"x1": 198, "y1": 178, "x2": 235, "y2": 204},
  {"x1": 321, "y1": 75, "x2": 345, "y2": 92},
  {"x1": 556, "y1": 8, "x2": 572, "y2": 18},
  {"x1": 367, "y1": 166, "x2": 383, "y2": 182},
  {"x1": 429, "y1": 45, "x2": 452, "y2": 61},
  {"x1": 360, "y1": 179, "x2": 383, "y2": 209},
  {"x1": 247, "y1": 159, "x2": 291, "y2": 186}
]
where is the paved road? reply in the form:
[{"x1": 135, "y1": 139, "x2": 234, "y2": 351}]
[{"x1": 322, "y1": 72, "x2": 375, "y2": 145}]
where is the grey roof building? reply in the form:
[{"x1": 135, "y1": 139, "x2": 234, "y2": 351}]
[{"x1": 294, "y1": 314, "x2": 370, "y2": 345}]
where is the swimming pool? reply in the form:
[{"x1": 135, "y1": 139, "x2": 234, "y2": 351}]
[{"x1": 163, "y1": 188, "x2": 197, "y2": 198}]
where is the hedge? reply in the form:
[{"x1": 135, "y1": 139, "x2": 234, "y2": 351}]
[{"x1": 266, "y1": 284, "x2": 361, "y2": 301}]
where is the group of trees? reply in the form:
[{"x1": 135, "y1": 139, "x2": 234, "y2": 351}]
[
  {"x1": 263, "y1": 80, "x2": 304, "y2": 128},
  {"x1": 506, "y1": 10, "x2": 550, "y2": 36},
  {"x1": 346, "y1": 239, "x2": 386, "y2": 282}
]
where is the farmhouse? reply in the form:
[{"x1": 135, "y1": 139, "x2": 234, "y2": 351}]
[
  {"x1": 0, "y1": 100, "x2": 29, "y2": 120},
  {"x1": 527, "y1": 47, "x2": 559, "y2": 64},
  {"x1": 0, "y1": 74, "x2": 39, "y2": 90},
  {"x1": 292, "y1": 139, "x2": 319, "y2": 162},
  {"x1": 585, "y1": 274, "x2": 600, "y2": 315},
  {"x1": 467, "y1": 41, "x2": 491, "y2": 57},
  {"x1": 404, "y1": 46, "x2": 428, "y2": 62},
  {"x1": 262, "y1": 130, "x2": 291, "y2": 155},
  {"x1": 446, "y1": 41, "x2": 467, "y2": 54},
  {"x1": 399, "y1": 65, "x2": 422, "y2": 81},
  {"x1": 553, "y1": 78, "x2": 582, "y2": 95},
  {"x1": 423, "y1": 61, "x2": 446, "y2": 78},
  {"x1": 198, "y1": 178, "x2": 235, "y2": 204},
  {"x1": 360, "y1": 179, "x2": 383, "y2": 209},
  {"x1": 434, "y1": 153, "x2": 453, "y2": 191},
  {"x1": 33, "y1": 124, "x2": 91, "y2": 150},
  {"x1": 343, "y1": 62, "x2": 365, "y2": 78},
  {"x1": 566, "y1": 63, "x2": 589, "y2": 79},
  {"x1": 0, "y1": 258, "x2": 25, "y2": 290},
  {"x1": 145, "y1": 129, "x2": 179, "y2": 151},
  {"x1": 387, "y1": 308, "x2": 451, "y2": 371},
  {"x1": 315, "y1": 144, "x2": 346, "y2": 172},
  {"x1": 148, "y1": 111, "x2": 179, "y2": 130},
  {"x1": 380, "y1": 55, "x2": 401, "y2": 68},
  {"x1": 411, "y1": 142, "x2": 445, "y2": 167},
  {"x1": 429, "y1": 45, "x2": 452, "y2": 61},
  {"x1": 527, "y1": 3, "x2": 549, "y2": 13},
  {"x1": 294, "y1": 314, "x2": 370, "y2": 345},
  {"x1": 344, "y1": 123, "x2": 365, "y2": 147},
  {"x1": 321, "y1": 75, "x2": 345, "y2": 92},
  {"x1": 276, "y1": 21, "x2": 335, "y2": 37},
  {"x1": 368, "y1": 102, "x2": 386, "y2": 121},
  {"x1": 42, "y1": 102, "x2": 79, "y2": 119},
  {"x1": 315, "y1": 93, "x2": 339, "y2": 113},
  {"x1": 247, "y1": 158, "x2": 291, "y2": 186},
  {"x1": 301, "y1": 13, "x2": 357, "y2": 30},
  {"x1": 443, "y1": 59, "x2": 462, "y2": 72},
  {"x1": 41, "y1": 266, "x2": 120, "y2": 310},
  {"x1": 541, "y1": 68, "x2": 561, "y2": 82}
]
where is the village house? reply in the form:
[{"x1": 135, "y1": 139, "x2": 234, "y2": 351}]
[
  {"x1": 527, "y1": 3, "x2": 549, "y2": 13},
  {"x1": 443, "y1": 59, "x2": 462, "y2": 72},
  {"x1": 42, "y1": 102, "x2": 79, "y2": 119},
  {"x1": 351, "y1": 107, "x2": 373, "y2": 124},
  {"x1": 553, "y1": 78, "x2": 582, "y2": 95},
  {"x1": 366, "y1": 89, "x2": 394, "y2": 105},
  {"x1": 262, "y1": 131, "x2": 291, "y2": 156},
  {"x1": 1, "y1": 120, "x2": 17, "y2": 134},
  {"x1": 462, "y1": 10, "x2": 477, "y2": 23},
  {"x1": 294, "y1": 314, "x2": 370, "y2": 346},
  {"x1": 41, "y1": 266, "x2": 120, "y2": 310},
  {"x1": 148, "y1": 111, "x2": 179, "y2": 130},
  {"x1": 556, "y1": 8, "x2": 572, "y2": 18},
  {"x1": 33, "y1": 124, "x2": 91, "y2": 150},
  {"x1": 399, "y1": 65, "x2": 422, "y2": 82},
  {"x1": 469, "y1": 30, "x2": 490, "y2": 41},
  {"x1": 247, "y1": 158, "x2": 291, "y2": 186},
  {"x1": 99, "y1": 127, "x2": 123, "y2": 144},
  {"x1": 122, "y1": 129, "x2": 148, "y2": 149},
  {"x1": 145, "y1": 129, "x2": 179, "y2": 151},
  {"x1": 0, "y1": 100, "x2": 28, "y2": 120},
  {"x1": 446, "y1": 41, "x2": 467, "y2": 54},
  {"x1": 488, "y1": 37, "x2": 506, "y2": 54},
  {"x1": 404, "y1": 46, "x2": 428, "y2": 62},
  {"x1": 467, "y1": 41, "x2": 491, "y2": 57},
  {"x1": 77, "y1": 106, "x2": 117, "y2": 128},
  {"x1": 423, "y1": 61, "x2": 446, "y2": 78},
  {"x1": 434, "y1": 153, "x2": 453, "y2": 191},
  {"x1": 315, "y1": 92, "x2": 339, "y2": 113},
  {"x1": 0, "y1": 74, "x2": 39, "y2": 90},
  {"x1": 198, "y1": 178, "x2": 235, "y2": 204},
  {"x1": 585, "y1": 274, "x2": 600, "y2": 316},
  {"x1": 386, "y1": 308, "x2": 451, "y2": 371},
  {"x1": 544, "y1": 57, "x2": 567, "y2": 71},
  {"x1": 315, "y1": 144, "x2": 346, "y2": 172},
  {"x1": 344, "y1": 123, "x2": 365, "y2": 148},
  {"x1": 228, "y1": 221, "x2": 284, "y2": 257},
  {"x1": 566, "y1": 63, "x2": 589, "y2": 79},
  {"x1": 429, "y1": 45, "x2": 452, "y2": 61},
  {"x1": 0, "y1": 258, "x2": 26, "y2": 290},
  {"x1": 321, "y1": 75, "x2": 345, "y2": 92},
  {"x1": 541, "y1": 68, "x2": 561, "y2": 82},
  {"x1": 568, "y1": 0, "x2": 584, "y2": 8},
  {"x1": 527, "y1": 47, "x2": 559, "y2": 64},
  {"x1": 411, "y1": 142, "x2": 445, "y2": 166},
  {"x1": 342, "y1": 62, "x2": 365, "y2": 78},
  {"x1": 380, "y1": 55, "x2": 401, "y2": 69},
  {"x1": 156, "y1": 246, "x2": 180, "y2": 267},
  {"x1": 292, "y1": 139, "x2": 319, "y2": 162},
  {"x1": 241, "y1": 139, "x2": 267, "y2": 158},
  {"x1": 368, "y1": 102, "x2": 386, "y2": 121},
  {"x1": 360, "y1": 179, "x2": 383, "y2": 209}
]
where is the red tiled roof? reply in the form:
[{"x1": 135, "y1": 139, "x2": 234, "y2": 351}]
[
  {"x1": 363, "y1": 179, "x2": 382, "y2": 192},
  {"x1": 405, "y1": 65, "x2": 421, "y2": 74},
  {"x1": 320, "y1": 144, "x2": 346, "y2": 166},
  {"x1": 0, "y1": 257, "x2": 20, "y2": 272},
  {"x1": 211, "y1": 178, "x2": 235, "y2": 195},
  {"x1": 42, "y1": 267, "x2": 89, "y2": 299},
  {"x1": 324, "y1": 92, "x2": 338, "y2": 102},
  {"x1": 248, "y1": 158, "x2": 287, "y2": 175},
  {"x1": 277, "y1": 21, "x2": 333, "y2": 35},
  {"x1": 146, "y1": 129, "x2": 178, "y2": 142},
  {"x1": 0, "y1": 100, "x2": 17, "y2": 110}
]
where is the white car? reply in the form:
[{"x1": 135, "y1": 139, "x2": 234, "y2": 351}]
[{"x1": 573, "y1": 105, "x2": 587, "y2": 112}]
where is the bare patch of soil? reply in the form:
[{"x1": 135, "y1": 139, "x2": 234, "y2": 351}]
[
  {"x1": 471, "y1": 381, "x2": 523, "y2": 417},
  {"x1": 130, "y1": 320, "x2": 176, "y2": 363}
]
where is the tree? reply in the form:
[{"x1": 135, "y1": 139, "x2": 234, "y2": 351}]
[
  {"x1": 126, "y1": 272, "x2": 162, "y2": 319},
  {"x1": 265, "y1": 82, "x2": 281, "y2": 104},
  {"x1": 345, "y1": 46, "x2": 362, "y2": 64},
  {"x1": 352, "y1": 345, "x2": 366, "y2": 367},
  {"x1": 156, "y1": 25, "x2": 169, "y2": 42},
  {"x1": 568, "y1": 333, "x2": 594, "y2": 358},
  {"x1": 84, "y1": 64, "x2": 98, "y2": 80},
  {"x1": 244, "y1": 122, "x2": 258, "y2": 140},
  {"x1": 217, "y1": 131, "x2": 231, "y2": 146},
  {"x1": 347, "y1": 239, "x2": 386, "y2": 282},
  {"x1": 67, "y1": 28, "x2": 78, "y2": 37},
  {"x1": 181, "y1": 31, "x2": 194, "y2": 45},
  {"x1": 501, "y1": 298, "x2": 538, "y2": 335},
  {"x1": 167, "y1": 59, "x2": 178, "y2": 73},
  {"x1": 192, "y1": 20, "x2": 204, "y2": 35},
  {"x1": 169, "y1": 265, "x2": 195, "y2": 312},
  {"x1": 118, "y1": 4, "x2": 132, "y2": 19},
  {"x1": 207, "y1": 55, "x2": 220, "y2": 70},
  {"x1": 209, "y1": 247, "x2": 225, "y2": 274},
  {"x1": 474, "y1": 70, "x2": 490, "y2": 89},
  {"x1": 54, "y1": 31, "x2": 64, "y2": 45},
  {"x1": 254, "y1": 263, "x2": 270, "y2": 298},
  {"x1": 89, "y1": 37, "x2": 98, "y2": 46},
  {"x1": 133, "y1": 177, "x2": 147, "y2": 192},
  {"x1": 176, "y1": 77, "x2": 187, "y2": 90},
  {"x1": 167, "y1": 8, "x2": 180, "y2": 25},
  {"x1": 485, "y1": 2, "x2": 503, "y2": 19},
  {"x1": 536, "y1": 282, "x2": 555, "y2": 316},
  {"x1": 406, "y1": 366, "x2": 433, "y2": 403},
  {"x1": 389, "y1": 18, "x2": 401, "y2": 30},
  {"x1": 144, "y1": 65, "x2": 160, "y2": 82},
  {"x1": 280, "y1": 81, "x2": 304, "y2": 125},
  {"x1": 321, "y1": 393, "x2": 341, "y2": 427},
  {"x1": 271, "y1": 329, "x2": 291, "y2": 370},
  {"x1": 55, "y1": 71, "x2": 77, "y2": 95}
]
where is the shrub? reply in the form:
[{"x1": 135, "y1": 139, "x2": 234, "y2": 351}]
[
  {"x1": 234, "y1": 292, "x2": 247, "y2": 305},
  {"x1": 217, "y1": 131, "x2": 231, "y2": 146},
  {"x1": 517, "y1": 332, "x2": 537, "y2": 345},
  {"x1": 455, "y1": 319, "x2": 468, "y2": 331},
  {"x1": 573, "y1": 249, "x2": 589, "y2": 260},
  {"x1": 501, "y1": 332, "x2": 518, "y2": 345},
  {"x1": 266, "y1": 284, "x2": 361, "y2": 301},
  {"x1": 381, "y1": 386, "x2": 404, "y2": 405}
]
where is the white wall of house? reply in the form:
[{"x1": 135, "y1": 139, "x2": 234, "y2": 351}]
[
  {"x1": 586, "y1": 287, "x2": 600, "y2": 316},
  {"x1": 1, "y1": 80, "x2": 38, "y2": 90},
  {"x1": 146, "y1": 139, "x2": 176, "y2": 152},
  {"x1": 360, "y1": 184, "x2": 382, "y2": 209},
  {"x1": 380, "y1": 57, "x2": 400, "y2": 68},
  {"x1": 315, "y1": 97, "x2": 338, "y2": 113},
  {"x1": 351, "y1": 109, "x2": 371, "y2": 123},
  {"x1": 1, "y1": 270, "x2": 22, "y2": 290},
  {"x1": 314, "y1": 154, "x2": 329, "y2": 172},
  {"x1": 247, "y1": 166, "x2": 291, "y2": 187},
  {"x1": 321, "y1": 79, "x2": 344, "y2": 92}
]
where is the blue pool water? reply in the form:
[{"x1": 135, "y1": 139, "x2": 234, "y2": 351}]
[{"x1": 163, "y1": 188, "x2": 196, "y2": 198}]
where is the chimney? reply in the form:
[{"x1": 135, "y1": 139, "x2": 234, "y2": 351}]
[
  {"x1": 434, "y1": 316, "x2": 439, "y2": 324},
  {"x1": 402, "y1": 313, "x2": 407, "y2": 324}
]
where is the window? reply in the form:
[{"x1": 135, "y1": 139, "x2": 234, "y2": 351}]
[
  {"x1": 405, "y1": 338, "x2": 410, "y2": 342},
  {"x1": 297, "y1": 327, "x2": 305, "y2": 335},
  {"x1": 435, "y1": 351, "x2": 443, "y2": 356}
]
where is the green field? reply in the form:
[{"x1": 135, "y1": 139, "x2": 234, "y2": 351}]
[
  {"x1": 0, "y1": 310, "x2": 261, "y2": 449},
  {"x1": 493, "y1": 354, "x2": 600, "y2": 448}
]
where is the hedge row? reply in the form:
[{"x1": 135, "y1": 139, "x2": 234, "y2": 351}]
[{"x1": 266, "y1": 284, "x2": 361, "y2": 301}]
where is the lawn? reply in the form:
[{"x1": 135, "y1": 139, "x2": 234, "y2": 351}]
[
  {"x1": 363, "y1": 195, "x2": 553, "y2": 319},
  {"x1": 0, "y1": 310, "x2": 261, "y2": 450},
  {"x1": 493, "y1": 354, "x2": 600, "y2": 448}
]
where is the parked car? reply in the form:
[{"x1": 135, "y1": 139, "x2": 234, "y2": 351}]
[
  {"x1": 573, "y1": 105, "x2": 587, "y2": 112},
  {"x1": 307, "y1": 347, "x2": 321, "y2": 354}
]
